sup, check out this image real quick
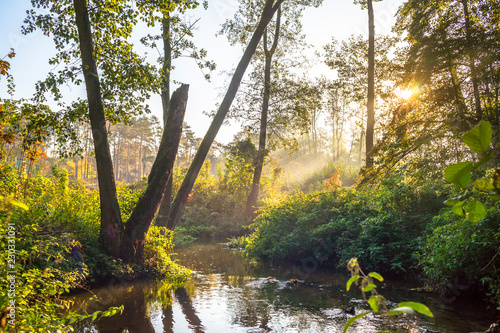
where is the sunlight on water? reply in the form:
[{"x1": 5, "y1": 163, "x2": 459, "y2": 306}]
[{"x1": 68, "y1": 243, "x2": 496, "y2": 333}]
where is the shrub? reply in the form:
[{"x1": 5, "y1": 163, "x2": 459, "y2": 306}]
[
  {"x1": 245, "y1": 178, "x2": 448, "y2": 275},
  {"x1": 419, "y1": 202, "x2": 500, "y2": 308},
  {"x1": 0, "y1": 163, "x2": 190, "y2": 331}
]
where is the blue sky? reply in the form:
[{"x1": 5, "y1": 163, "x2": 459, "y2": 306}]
[{"x1": 0, "y1": 0, "x2": 404, "y2": 143}]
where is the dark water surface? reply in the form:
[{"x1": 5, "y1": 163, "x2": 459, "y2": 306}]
[{"x1": 69, "y1": 243, "x2": 497, "y2": 332}]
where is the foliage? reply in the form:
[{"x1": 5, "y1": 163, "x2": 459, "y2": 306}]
[
  {"x1": 443, "y1": 120, "x2": 500, "y2": 222},
  {"x1": 143, "y1": 225, "x2": 191, "y2": 280},
  {"x1": 177, "y1": 157, "x2": 252, "y2": 241},
  {"x1": 417, "y1": 121, "x2": 500, "y2": 309},
  {"x1": 0, "y1": 48, "x2": 16, "y2": 95},
  {"x1": 292, "y1": 162, "x2": 358, "y2": 193},
  {"x1": 0, "y1": 163, "x2": 190, "y2": 330},
  {"x1": 0, "y1": 188, "x2": 124, "y2": 331},
  {"x1": 226, "y1": 235, "x2": 250, "y2": 249},
  {"x1": 172, "y1": 226, "x2": 197, "y2": 248},
  {"x1": 245, "y1": 177, "x2": 447, "y2": 273},
  {"x1": 343, "y1": 258, "x2": 433, "y2": 333},
  {"x1": 418, "y1": 206, "x2": 500, "y2": 309}
]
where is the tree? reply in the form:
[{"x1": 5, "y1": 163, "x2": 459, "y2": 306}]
[
  {"x1": 370, "y1": 0, "x2": 500, "y2": 178},
  {"x1": 395, "y1": 0, "x2": 500, "y2": 126},
  {"x1": 354, "y1": 0, "x2": 381, "y2": 167},
  {"x1": 366, "y1": 0, "x2": 375, "y2": 168},
  {"x1": 25, "y1": 0, "x2": 287, "y2": 255},
  {"x1": 326, "y1": 80, "x2": 349, "y2": 162},
  {"x1": 220, "y1": 0, "x2": 322, "y2": 216},
  {"x1": 166, "y1": 0, "x2": 286, "y2": 230},
  {"x1": 324, "y1": 34, "x2": 398, "y2": 166},
  {"x1": 25, "y1": 0, "x2": 192, "y2": 261},
  {"x1": 137, "y1": 1, "x2": 215, "y2": 227}
]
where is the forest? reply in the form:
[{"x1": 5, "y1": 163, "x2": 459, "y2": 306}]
[{"x1": 0, "y1": 0, "x2": 499, "y2": 332}]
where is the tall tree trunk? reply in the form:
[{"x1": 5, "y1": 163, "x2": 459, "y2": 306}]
[
  {"x1": 74, "y1": 155, "x2": 79, "y2": 180},
  {"x1": 448, "y1": 59, "x2": 467, "y2": 121},
  {"x1": 338, "y1": 101, "x2": 345, "y2": 162},
  {"x1": 167, "y1": 0, "x2": 285, "y2": 230},
  {"x1": 461, "y1": 0, "x2": 482, "y2": 120},
  {"x1": 157, "y1": 13, "x2": 174, "y2": 228},
  {"x1": 137, "y1": 135, "x2": 143, "y2": 181},
  {"x1": 74, "y1": 0, "x2": 123, "y2": 257},
  {"x1": 113, "y1": 135, "x2": 119, "y2": 179},
  {"x1": 332, "y1": 116, "x2": 336, "y2": 162},
  {"x1": 246, "y1": 5, "x2": 281, "y2": 217},
  {"x1": 365, "y1": 0, "x2": 375, "y2": 168},
  {"x1": 122, "y1": 85, "x2": 189, "y2": 263},
  {"x1": 126, "y1": 145, "x2": 130, "y2": 183},
  {"x1": 358, "y1": 129, "x2": 364, "y2": 165},
  {"x1": 312, "y1": 107, "x2": 318, "y2": 157}
]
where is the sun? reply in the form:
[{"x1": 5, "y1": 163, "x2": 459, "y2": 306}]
[{"x1": 396, "y1": 87, "x2": 414, "y2": 100}]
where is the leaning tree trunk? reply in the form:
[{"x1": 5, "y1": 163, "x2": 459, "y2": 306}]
[
  {"x1": 122, "y1": 85, "x2": 189, "y2": 263},
  {"x1": 365, "y1": 0, "x2": 375, "y2": 168},
  {"x1": 246, "y1": 5, "x2": 281, "y2": 217},
  {"x1": 167, "y1": 0, "x2": 285, "y2": 230},
  {"x1": 157, "y1": 13, "x2": 174, "y2": 228},
  {"x1": 74, "y1": 0, "x2": 124, "y2": 257}
]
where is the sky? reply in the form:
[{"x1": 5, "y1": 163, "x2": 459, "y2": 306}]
[{"x1": 0, "y1": 0, "x2": 405, "y2": 143}]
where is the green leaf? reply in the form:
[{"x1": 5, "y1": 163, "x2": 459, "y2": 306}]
[
  {"x1": 388, "y1": 306, "x2": 415, "y2": 316},
  {"x1": 464, "y1": 201, "x2": 487, "y2": 223},
  {"x1": 346, "y1": 275, "x2": 361, "y2": 291},
  {"x1": 0, "y1": 195, "x2": 29, "y2": 210},
  {"x1": 363, "y1": 284, "x2": 377, "y2": 292},
  {"x1": 462, "y1": 120, "x2": 492, "y2": 154},
  {"x1": 398, "y1": 302, "x2": 434, "y2": 317},
  {"x1": 444, "y1": 162, "x2": 473, "y2": 188},
  {"x1": 444, "y1": 199, "x2": 463, "y2": 207},
  {"x1": 11, "y1": 199, "x2": 29, "y2": 210},
  {"x1": 343, "y1": 311, "x2": 371, "y2": 333},
  {"x1": 452, "y1": 201, "x2": 465, "y2": 216},
  {"x1": 368, "y1": 272, "x2": 384, "y2": 281},
  {"x1": 368, "y1": 295, "x2": 382, "y2": 313}
]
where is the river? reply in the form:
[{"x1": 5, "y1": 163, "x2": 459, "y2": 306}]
[{"x1": 69, "y1": 243, "x2": 497, "y2": 332}]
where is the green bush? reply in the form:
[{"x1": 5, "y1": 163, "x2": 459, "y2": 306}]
[
  {"x1": 0, "y1": 163, "x2": 190, "y2": 331},
  {"x1": 419, "y1": 202, "x2": 500, "y2": 308},
  {"x1": 245, "y1": 178, "x2": 448, "y2": 274}
]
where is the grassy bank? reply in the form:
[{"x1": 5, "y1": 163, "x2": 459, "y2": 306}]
[{"x1": 0, "y1": 163, "x2": 190, "y2": 332}]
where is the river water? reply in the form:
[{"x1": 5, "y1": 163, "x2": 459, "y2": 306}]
[{"x1": 70, "y1": 243, "x2": 497, "y2": 332}]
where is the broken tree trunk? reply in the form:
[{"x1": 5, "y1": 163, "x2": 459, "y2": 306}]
[{"x1": 121, "y1": 84, "x2": 189, "y2": 262}]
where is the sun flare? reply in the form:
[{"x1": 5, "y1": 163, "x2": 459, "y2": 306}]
[{"x1": 396, "y1": 87, "x2": 414, "y2": 100}]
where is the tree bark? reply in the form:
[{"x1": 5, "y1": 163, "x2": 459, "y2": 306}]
[
  {"x1": 74, "y1": 155, "x2": 79, "y2": 180},
  {"x1": 167, "y1": 0, "x2": 285, "y2": 230},
  {"x1": 246, "y1": 5, "x2": 281, "y2": 217},
  {"x1": 74, "y1": 0, "x2": 124, "y2": 257},
  {"x1": 157, "y1": 13, "x2": 174, "y2": 228},
  {"x1": 122, "y1": 84, "x2": 189, "y2": 262},
  {"x1": 461, "y1": 0, "x2": 482, "y2": 120},
  {"x1": 365, "y1": 0, "x2": 375, "y2": 168}
]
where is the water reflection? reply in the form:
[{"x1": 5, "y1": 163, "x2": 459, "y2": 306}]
[
  {"x1": 173, "y1": 287, "x2": 205, "y2": 333},
  {"x1": 69, "y1": 243, "x2": 496, "y2": 333},
  {"x1": 95, "y1": 284, "x2": 155, "y2": 333}
]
